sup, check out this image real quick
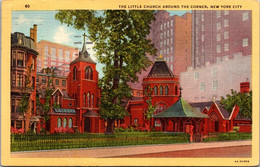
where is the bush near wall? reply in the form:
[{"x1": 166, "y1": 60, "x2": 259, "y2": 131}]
[
  {"x1": 203, "y1": 132, "x2": 252, "y2": 142},
  {"x1": 11, "y1": 132, "x2": 189, "y2": 152}
]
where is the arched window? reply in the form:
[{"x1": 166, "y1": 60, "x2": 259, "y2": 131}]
[
  {"x1": 85, "y1": 66, "x2": 93, "y2": 80},
  {"x1": 73, "y1": 67, "x2": 77, "y2": 80},
  {"x1": 155, "y1": 102, "x2": 168, "y2": 115},
  {"x1": 91, "y1": 94, "x2": 94, "y2": 108},
  {"x1": 69, "y1": 118, "x2": 73, "y2": 128},
  {"x1": 154, "y1": 86, "x2": 158, "y2": 95},
  {"x1": 159, "y1": 85, "x2": 163, "y2": 95},
  {"x1": 83, "y1": 93, "x2": 86, "y2": 107},
  {"x1": 57, "y1": 117, "x2": 62, "y2": 128},
  {"x1": 165, "y1": 86, "x2": 169, "y2": 95},
  {"x1": 133, "y1": 118, "x2": 138, "y2": 124},
  {"x1": 87, "y1": 92, "x2": 90, "y2": 108},
  {"x1": 63, "y1": 117, "x2": 67, "y2": 128},
  {"x1": 175, "y1": 85, "x2": 178, "y2": 95}
]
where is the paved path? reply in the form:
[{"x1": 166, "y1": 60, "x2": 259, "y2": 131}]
[{"x1": 11, "y1": 140, "x2": 251, "y2": 158}]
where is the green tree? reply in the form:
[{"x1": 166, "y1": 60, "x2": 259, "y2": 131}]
[
  {"x1": 55, "y1": 10, "x2": 157, "y2": 132},
  {"x1": 144, "y1": 86, "x2": 156, "y2": 127},
  {"x1": 220, "y1": 89, "x2": 252, "y2": 119}
]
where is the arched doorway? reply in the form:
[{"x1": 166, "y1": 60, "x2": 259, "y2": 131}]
[
  {"x1": 209, "y1": 112, "x2": 219, "y2": 132},
  {"x1": 84, "y1": 117, "x2": 90, "y2": 132}
]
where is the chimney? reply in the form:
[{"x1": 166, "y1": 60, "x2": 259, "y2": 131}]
[
  {"x1": 30, "y1": 24, "x2": 37, "y2": 47},
  {"x1": 240, "y1": 80, "x2": 250, "y2": 93}
]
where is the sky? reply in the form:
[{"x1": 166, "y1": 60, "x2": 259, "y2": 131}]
[{"x1": 12, "y1": 10, "x2": 191, "y2": 77}]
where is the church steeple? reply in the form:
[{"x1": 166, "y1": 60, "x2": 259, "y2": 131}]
[{"x1": 70, "y1": 33, "x2": 96, "y2": 65}]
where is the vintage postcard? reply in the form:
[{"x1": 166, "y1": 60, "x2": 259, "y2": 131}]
[{"x1": 1, "y1": 0, "x2": 259, "y2": 166}]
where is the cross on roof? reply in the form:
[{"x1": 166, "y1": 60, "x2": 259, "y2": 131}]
[{"x1": 83, "y1": 33, "x2": 87, "y2": 44}]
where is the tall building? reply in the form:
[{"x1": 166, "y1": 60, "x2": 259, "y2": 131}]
[
  {"x1": 192, "y1": 10, "x2": 252, "y2": 68},
  {"x1": 36, "y1": 40, "x2": 79, "y2": 76},
  {"x1": 129, "y1": 11, "x2": 192, "y2": 95},
  {"x1": 11, "y1": 25, "x2": 38, "y2": 131}
]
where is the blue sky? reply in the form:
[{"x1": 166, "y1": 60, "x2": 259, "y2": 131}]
[{"x1": 12, "y1": 10, "x2": 190, "y2": 77}]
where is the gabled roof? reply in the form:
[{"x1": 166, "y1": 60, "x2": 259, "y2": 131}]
[
  {"x1": 70, "y1": 42, "x2": 95, "y2": 65},
  {"x1": 153, "y1": 98, "x2": 208, "y2": 118},
  {"x1": 52, "y1": 88, "x2": 64, "y2": 96},
  {"x1": 53, "y1": 108, "x2": 76, "y2": 114},
  {"x1": 147, "y1": 57, "x2": 174, "y2": 77},
  {"x1": 190, "y1": 102, "x2": 212, "y2": 112},
  {"x1": 83, "y1": 110, "x2": 99, "y2": 117},
  {"x1": 213, "y1": 101, "x2": 230, "y2": 119}
]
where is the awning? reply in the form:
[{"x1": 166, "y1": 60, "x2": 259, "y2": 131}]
[
  {"x1": 83, "y1": 110, "x2": 99, "y2": 117},
  {"x1": 153, "y1": 98, "x2": 209, "y2": 118},
  {"x1": 53, "y1": 108, "x2": 76, "y2": 114}
]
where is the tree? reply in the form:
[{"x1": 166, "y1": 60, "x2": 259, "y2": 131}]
[
  {"x1": 55, "y1": 10, "x2": 157, "y2": 132},
  {"x1": 220, "y1": 89, "x2": 252, "y2": 119},
  {"x1": 144, "y1": 86, "x2": 156, "y2": 127}
]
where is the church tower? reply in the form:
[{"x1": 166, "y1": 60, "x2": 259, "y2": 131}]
[{"x1": 67, "y1": 33, "x2": 100, "y2": 133}]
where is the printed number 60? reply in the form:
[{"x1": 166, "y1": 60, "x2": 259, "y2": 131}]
[{"x1": 25, "y1": 4, "x2": 30, "y2": 8}]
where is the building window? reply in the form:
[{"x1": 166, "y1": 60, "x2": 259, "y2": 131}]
[
  {"x1": 164, "y1": 39, "x2": 166, "y2": 45},
  {"x1": 85, "y1": 66, "x2": 93, "y2": 80},
  {"x1": 51, "y1": 47, "x2": 56, "y2": 60},
  {"x1": 58, "y1": 49, "x2": 63, "y2": 61},
  {"x1": 216, "y1": 34, "x2": 221, "y2": 42},
  {"x1": 91, "y1": 94, "x2": 94, "y2": 108},
  {"x1": 160, "y1": 33, "x2": 163, "y2": 39},
  {"x1": 155, "y1": 119, "x2": 161, "y2": 127},
  {"x1": 73, "y1": 67, "x2": 77, "y2": 80},
  {"x1": 212, "y1": 81, "x2": 218, "y2": 91},
  {"x1": 42, "y1": 77, "x2": 46, "y2": 84},
  {"x1": 171, "y1": 38, "x2": 173, "y2": 44},
  {"x1": 160, "y1": 24, "x2": 163, "y2": 30},
  {"x1": 69, "y1": 118, "x2": 73, "y2": 128},
  {"x1": 171, "y1": 29, "x2": 173, "y2": 35},
  {"x1": 63, "y1": 117, "x2": 67, "y2": 128},
  {"x1": 12, "y1": 52, "x2": 16, "y2": 66},
  {"x1": 62, "y1": 80, "x2": 66, "y2": 86},
  {"x1": 213, "y1": 68, "x2": 218, "y2": 76},
  {"x1": 160, "y1": 50, "x2": 162, "y2": 55},
  {"x1": 87, "y1": 92, "x2": 90, "y2": 108},
  {"x1": 16, "y1": 121, "x2": 22, "y2": 129},
  {"x1": 155, "y1": 102, "x2": 168, "y2": 115},
  {"x1": 167, "y1": 39, "x2": 169, "y2": 45},
  {"x1": 36, "y1": 77, "x2": 39, "y2": 83},
  {"x1": 171, "y1": 65, "x2": 173, "y2": 71},
  {"x1": 175, "y1": 85, "x2": 178, "y2": 95},
  {"x1": 201, "y1": 14, "x2": 204, "y2": 21},
  {"x1": 243, "y1": 12, "x2": 249, "y2": 21},
  {"x1": 167, "y1": 30, "x2": 169, "y2": 37},
  {"x1": 83, "y1": 93, "x2": 86, "y2": 107},
  {"x1": 17, "y1": 52, "x2": 25, "y2": 67},
  {"x1": 167, "y1": 48, "x2": 169, "y2": 54},
  {"x1": 154, "y1": 86, "x2": 158, "y2": 95},
  {"x1": 216, "y1": 45, "x2": 221, "y2": 53},
  {"x1": 160, "y1": 41, "x2": 163, "y2": 47},
  {"x1": 165, "y1": 86, "x2": 169, "y2": 95},
  {"x1": 200, "y1": 82, "x2": 205, "y2": 92},
  {"x1": 17, "y1": 74, "x2": 23, "y2": 87},
  {"x1": 201, "y1": 35, "x2": 204, "y2": 42},
  {"x1": 55, "y1": 79, "x2": 59, "y2": 86},
  {"x1": 217, "y1": 22, "x2": 221, "y2": 30},
  {"x1": 57, "y1": 117, "x2": 62, "y2": 128},
  {"x1": 194, "y1": 72, "x2": 199, "y2": 80},
  {"x1": 224, "y1": 43, "x2": 229, "y2": 51},
  {"x1": 224, "y1": 19, "x2": 229, "y2": 27},
  {"x1": 171, "y1": 20, "x2": 173, "y2": 26},
  {"x1": 224, "y1": 31, "x2": 229, "y2": 39},
  {"x1": 224, "y1": 10, "x2": 229, "y2": 15},
  {"x1": 243, "y1": 38, "x2": 248, "y2": 47},
  {"x1": 159, "y1": 86, "x2": 163, "y2": 95},
  {"x1": 216, "y1": 11, "x2": 221, "y2": 18},
  {"x1": 171, "y1": 47, "x2": 173, "y2": 53},
  {"x1": 133, "y1": 118, "x2": 138, "y2": 124}
]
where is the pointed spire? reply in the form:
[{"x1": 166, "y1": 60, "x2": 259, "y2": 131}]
[{"x1": 81, "y1": 33, "x2": 87, "y2": 57}]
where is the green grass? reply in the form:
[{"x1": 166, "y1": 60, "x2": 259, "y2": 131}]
[
  {"x1": 203, "y1": 132, "x2": 252, "y2": 142},
  {"x1": 11, "y1": 132, "x2": 189, "y2": 152}
]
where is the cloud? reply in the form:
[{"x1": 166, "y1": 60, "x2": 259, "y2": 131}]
[
  {"x1": 16, "y1": 15, "x2": 30, "y2": 25},
  {"x1": 53, "y1": 26, "x2": 74, "y2": 44},
  {"x1": 15, "y1": 14, "x2": 44, "y2": 25}
]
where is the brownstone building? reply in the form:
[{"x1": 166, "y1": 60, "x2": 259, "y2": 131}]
[{"x1": 11, "y1": 25, "x2": 38, "y2": 131}]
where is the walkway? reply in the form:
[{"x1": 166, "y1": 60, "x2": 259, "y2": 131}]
[{"x1": 11, "y1": 140, "x2": 251, "y2": 158}]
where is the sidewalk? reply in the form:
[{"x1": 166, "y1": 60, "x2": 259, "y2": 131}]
[{"x1": 11, "y1": 140, "x2": 251, "y2": 158}]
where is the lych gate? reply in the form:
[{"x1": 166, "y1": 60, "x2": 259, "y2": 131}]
[{"x1": 153, "y1": 98, "x2": 208, "y2": 141}]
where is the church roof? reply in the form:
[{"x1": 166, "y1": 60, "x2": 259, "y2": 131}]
[
  {"x1": 53, "y1": 108, "x2": 76, "y2": 114},
  {"x1": 83, "y1": 110, "x2": 99, "y2": 117},
  {"x1": 147, "y1": 56, "x2": 174, "y2": 77},
  {"x1": 70, "y1": 39, "x2": 95, "y2": 65},
  {"x1": 153, "y1": 98, "x2": 208, "y2": 118}
]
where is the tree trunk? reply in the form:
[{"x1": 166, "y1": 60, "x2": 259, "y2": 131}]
[{"x1": 105, "y1": 119, "x2": 115, "y2": 134}]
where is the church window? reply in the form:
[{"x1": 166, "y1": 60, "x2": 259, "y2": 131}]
[
  {"x1": 175, "y1": 85, "x2": 178, "y2": 95},
  {"x1": 63, "y1": 117, "x2": 67, "y2": 128},
  {"x1": 17, "y1": 52, "x2": 25, "y2": 67},
  {"x1": 154, "y1": 86, "x2": 158, "y2": 95},
  {"x1": 73, "y1": 67, "x2": 77, "y2": 80},
  {"x1": 154, "y1": 102, "x2": 168, "y2": 115},
  {"x1": 155, "y1": 119, "x2": 161, "y2": 127},
  {"x1": 159, "y1": 85, "x2": 163, "y2": 95},
  {"x1": 83, "y1": 93, "x2": 86, "y2": 107},
  {"x1": 57, "y1": 117, "x2": 62, "y2": 128},
  {"x1": 91, "y1": 94, "x2": 94, "y2": 108},
  {"x1": 133, "y1": 118, "x2": 138, "y2": 124},
  {"x1": 85, "y1": 66, "x2": 93, "y2": 80},
  {"x1": 165, "y1": 86, "x2": 169, "y2": 95},
  {"x1": 87, "y1": 92, "x2": 90, "y2": 108},
  {"x1": 69, "y1": 118, "x2": 73, "y2": 128}
]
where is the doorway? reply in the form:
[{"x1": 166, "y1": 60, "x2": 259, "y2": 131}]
[{"x1": 84, "y1": 117, "x2": 90, "y2": 132}]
